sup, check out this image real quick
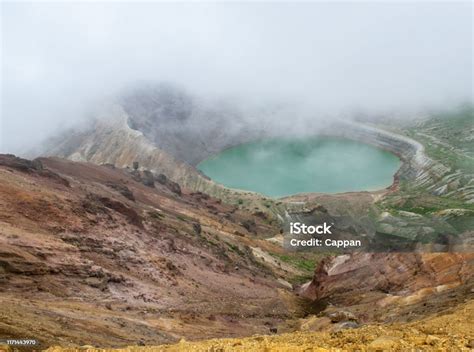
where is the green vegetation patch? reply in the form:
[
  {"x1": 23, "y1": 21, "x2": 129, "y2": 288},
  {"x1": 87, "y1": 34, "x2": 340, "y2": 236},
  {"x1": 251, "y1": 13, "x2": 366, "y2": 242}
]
[{"x1": 270, "y1": 252, "x2": 322, "y2": 272}]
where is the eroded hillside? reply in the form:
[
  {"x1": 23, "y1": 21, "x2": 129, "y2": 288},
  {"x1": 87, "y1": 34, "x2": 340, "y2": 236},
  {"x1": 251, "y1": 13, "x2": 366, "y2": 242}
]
[{"x1": 0, "y1": 155, "x2": 316, "y2": 348}]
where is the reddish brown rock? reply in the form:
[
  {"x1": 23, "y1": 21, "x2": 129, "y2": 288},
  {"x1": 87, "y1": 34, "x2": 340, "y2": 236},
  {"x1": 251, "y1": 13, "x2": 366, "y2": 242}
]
[
  {"x1": 302, "y1": 253, "x2": 474, "y2": 301},
  {"x1": 0, "y1": 155, "x2": 288, "y2": 348}
]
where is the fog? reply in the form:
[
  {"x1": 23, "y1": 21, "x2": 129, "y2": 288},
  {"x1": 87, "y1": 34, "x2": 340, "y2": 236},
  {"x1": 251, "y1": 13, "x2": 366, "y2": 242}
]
[{"x1": 1, "y1": 1, "x2": 472, "y2": 154}]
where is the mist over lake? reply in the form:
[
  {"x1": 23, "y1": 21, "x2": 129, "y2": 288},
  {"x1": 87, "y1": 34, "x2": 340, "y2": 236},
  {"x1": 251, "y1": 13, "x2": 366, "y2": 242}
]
[{"x1": 198, "y1": 137, "x2": 401, "y2": 197}]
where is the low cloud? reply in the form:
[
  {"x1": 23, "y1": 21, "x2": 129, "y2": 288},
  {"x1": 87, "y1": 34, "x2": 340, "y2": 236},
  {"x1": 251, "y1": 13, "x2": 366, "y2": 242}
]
[{"x1": 1, "y1": 1, "x2": 472, "y2": 153}]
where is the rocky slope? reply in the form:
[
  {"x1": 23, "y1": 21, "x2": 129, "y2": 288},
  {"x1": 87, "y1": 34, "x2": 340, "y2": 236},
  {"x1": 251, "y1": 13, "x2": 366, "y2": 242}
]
[
  {"x1": 0, "y1": 154, "x2": 312, "y2": 348},
  {"x1": 44, "y1": 299, "x2": 474, "y2": 351}
]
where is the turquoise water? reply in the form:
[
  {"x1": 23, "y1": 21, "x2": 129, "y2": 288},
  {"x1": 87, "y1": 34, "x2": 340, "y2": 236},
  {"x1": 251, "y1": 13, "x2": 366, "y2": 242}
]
[{"x1": 197, "y1": 137, "x2": 401, "y2": 198}]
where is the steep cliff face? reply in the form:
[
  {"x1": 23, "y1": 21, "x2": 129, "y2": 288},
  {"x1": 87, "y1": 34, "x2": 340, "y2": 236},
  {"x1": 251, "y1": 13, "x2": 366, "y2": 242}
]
[
  {"x1": 323, "y1": 121, "x2": 445, "y2": 185},
  {"x1": 327, "y1": 120, "x2": 474, "y2": 205},
  {"x1": 302, "y1": 252, "x2": 473, "y2": 300},
  {"x1": 40, "y1": 103, "x2": 249, "y2": 201},
  {"x1": 298, "y1": 252, "x2": 474, "y2": 328},
  {"x1": 121, "y1": 84, "x2": 259, "y2": 166}
]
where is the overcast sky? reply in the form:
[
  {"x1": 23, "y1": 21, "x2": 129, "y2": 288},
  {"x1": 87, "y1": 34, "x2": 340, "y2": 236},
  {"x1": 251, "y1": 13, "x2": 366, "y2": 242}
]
[{"x1": 1, "y1": 1, "x2": 472, "y2": 153}]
